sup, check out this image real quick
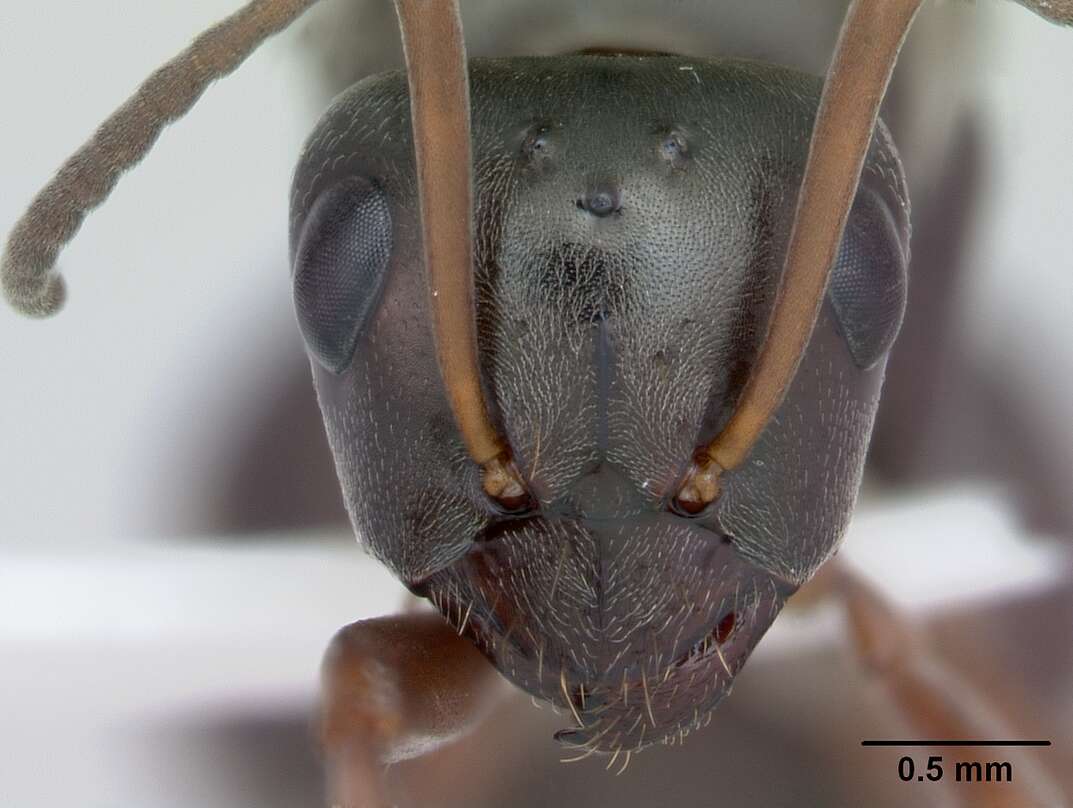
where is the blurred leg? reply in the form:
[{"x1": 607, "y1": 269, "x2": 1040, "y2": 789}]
[
  {"x1": 320, "y1": 610, "x2": 506, "y2": 807},
  {"x1": 812, "y1": 561, "x2": 1066, "y2": 808}
]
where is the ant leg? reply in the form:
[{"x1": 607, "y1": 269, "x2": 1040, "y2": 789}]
[
  {"x1": 812, "y1": 561, "x2": 1066, "y2": 807},
  {"x1": 320, "y1": 610, "x2": 506, "y2": 808}
]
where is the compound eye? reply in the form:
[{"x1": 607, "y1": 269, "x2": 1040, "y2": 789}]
[
  {"x1": 292, "y1": 177, "x2": 392, "y2": 373},
  {"x1": 828, "y1": 187, "x2": 908, "y2": 369}
]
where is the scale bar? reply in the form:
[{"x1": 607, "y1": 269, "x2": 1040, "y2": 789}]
[{"x1": 861, "y1": 740, "x2": 1051, "y2": 747}]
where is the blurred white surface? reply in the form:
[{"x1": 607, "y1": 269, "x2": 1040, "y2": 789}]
[{"x1": 0, "y1": 529, "x2": 401, "y2": 807}]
